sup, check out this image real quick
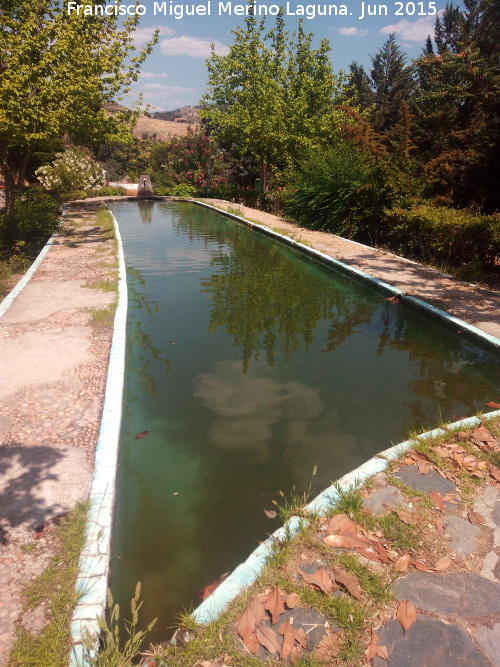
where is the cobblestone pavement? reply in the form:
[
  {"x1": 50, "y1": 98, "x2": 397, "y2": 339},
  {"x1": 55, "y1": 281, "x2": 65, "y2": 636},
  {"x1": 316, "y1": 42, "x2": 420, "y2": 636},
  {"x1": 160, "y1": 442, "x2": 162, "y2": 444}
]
[{"x1": 0, "y1": 203, "x2": 116, "y2": 664}]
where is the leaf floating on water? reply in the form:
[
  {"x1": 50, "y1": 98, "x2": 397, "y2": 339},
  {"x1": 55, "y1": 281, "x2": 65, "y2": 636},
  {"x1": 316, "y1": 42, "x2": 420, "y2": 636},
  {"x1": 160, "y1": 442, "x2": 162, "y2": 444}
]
[
  {"x1": 486, "y1": 401, "x2": 500, "y2": 409},
  {"x1": 134, "y1": 429, "x2": 149, "y2": 440},
  {"x1": 198, "y1": 572, "x2": 229, "y2": 600},
  {"x1": 397, "y1": 600, "x2": 417, "y2": 632},
  {"x1": 255, "y1": 626, "x2": 281, "y2": 655},
  {"x1": 264, "y1": 587, "x2": 286, "y2": 624},
  {"x1": 264, "y1": 509, "x2": 277, "y2": 519}
]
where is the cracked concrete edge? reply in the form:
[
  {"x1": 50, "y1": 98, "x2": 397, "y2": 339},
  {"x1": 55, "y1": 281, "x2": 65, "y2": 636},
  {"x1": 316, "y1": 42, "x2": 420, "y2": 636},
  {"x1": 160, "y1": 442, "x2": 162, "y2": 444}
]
[
  {"x1": 0, "y1": 231, "x2": 58, "y2": 320},
  {"x1": 192, "y1": 408, "x2": 500, "y2": 625},
  {"x1": 192, "y1": 200, "x2": 500, "y2": 352},
  {"x1": 69, "y1": 209, "x2": 127, "y2": 666}
]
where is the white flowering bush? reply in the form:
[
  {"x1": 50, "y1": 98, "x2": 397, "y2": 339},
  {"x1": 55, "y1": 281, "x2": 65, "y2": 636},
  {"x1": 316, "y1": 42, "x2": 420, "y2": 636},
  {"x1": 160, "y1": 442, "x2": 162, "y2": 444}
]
[{"x1": 36, "y1": 146, "x2": 106, "y2": 195}]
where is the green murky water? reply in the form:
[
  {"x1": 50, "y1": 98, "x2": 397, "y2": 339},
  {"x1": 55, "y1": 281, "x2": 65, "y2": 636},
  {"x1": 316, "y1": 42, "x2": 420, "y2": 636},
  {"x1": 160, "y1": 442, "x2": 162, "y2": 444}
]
[{"x1": 109, "y1": 200, "x2": 500, "y2": 641}]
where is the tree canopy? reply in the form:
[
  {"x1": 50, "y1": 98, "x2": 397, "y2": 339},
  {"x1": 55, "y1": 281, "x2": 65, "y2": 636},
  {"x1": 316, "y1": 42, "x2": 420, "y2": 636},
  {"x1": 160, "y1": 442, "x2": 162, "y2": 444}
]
[{"x1": 0, "y1": 0, "x2": 156, "y2": 208}]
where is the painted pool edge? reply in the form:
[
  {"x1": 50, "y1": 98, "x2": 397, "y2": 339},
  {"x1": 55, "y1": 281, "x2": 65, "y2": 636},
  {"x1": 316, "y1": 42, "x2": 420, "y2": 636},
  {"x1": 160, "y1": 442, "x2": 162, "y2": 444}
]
[
  {"x1": 69, "y1": 209, "x2": 127, "y2": 665},
  {"x1": 192, "y1": 408, "x2": 500, "y2": 624},
  {"x1": 191, "y1": 200, "x2": 500, "y2": 352},
  {"x1": 0, "y1": 232, "x2": 57, "y2": 320}
]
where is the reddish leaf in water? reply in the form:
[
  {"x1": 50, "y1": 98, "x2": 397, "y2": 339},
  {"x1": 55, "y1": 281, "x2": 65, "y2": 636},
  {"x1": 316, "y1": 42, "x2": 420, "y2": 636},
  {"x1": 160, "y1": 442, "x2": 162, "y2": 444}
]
[
  {"x1": 198, "y1": 572, "x2": 229, "y2": 600},
  {"x1": 277, "y1": 620, "x2": 295, "y2": 659},
  {"x1": 435, "y1": 556, "x2": 453, "y2": 571},
  {"x1": 264, "y1": 509, "x2": 277, "y2": 519},
  {"x1": 256, "y1": 626, "x2": 281, "y2": 655},
  {"x1": 285, "y1": 592, "x2": 301, "y2": 609},
  {"x1": 332, "y1": 566, "x2": 362, "y2": 599},
  {"x1": 264, "y1": 587, "x2": 286, "y2": 624},
  {"x1": 313, "y1": 633, "x2": 342, "y2": 661},
  {"x1": 365, "y1": 629, "x2": 380, "y2": 661},
  {"x1": 467, "y1": 510, "x2": 486, "y2": 525},
  {"x1": 134, "y1": 429, "x2": 149, "y2": 439},
  {"x1": 486, "y1": 401, "x2": 500, "y2": 409},
  {"x1": 393, "y1": 553, "x2": 411, "y2": 572},
  {"x1": 397, "y1": 600, "x2": 417, "y2": 632},
  {"x1": 299, "y1": 567, "x2": 334, "y2": 594},
  {"x1": 429, "y1": 491, "x2": 445, "y2": 511}
]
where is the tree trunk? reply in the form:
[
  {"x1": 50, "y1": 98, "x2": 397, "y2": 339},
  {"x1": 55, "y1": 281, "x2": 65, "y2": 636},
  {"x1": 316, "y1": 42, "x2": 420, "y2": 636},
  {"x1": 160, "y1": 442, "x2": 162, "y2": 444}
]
[
  {"x1": 16, "y1": 146, "x2": 33, "y2": 188},
  {"x1": 260, "y1": 160, "x2": 268, "y2": 192}
]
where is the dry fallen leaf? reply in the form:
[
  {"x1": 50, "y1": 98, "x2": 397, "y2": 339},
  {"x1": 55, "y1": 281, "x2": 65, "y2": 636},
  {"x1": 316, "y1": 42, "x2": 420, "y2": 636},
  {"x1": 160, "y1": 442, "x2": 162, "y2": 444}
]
[
  {"x1": 326, "y1": 513, "x2": 357, "y2": 535},
  {"x1": 435, "y1": 556, "x2": 453, "y2": 571},
  {"x1": 294, "y1": 627, "x2": 308, "y2": 649},
  {"x1": 331, "y1": 566, "x2": 362, "y2": 599},
  {"x1": 377, "y1": 645, "x2": 390, "y2": 661},
  {"x1": 237, "y1": 598, "x2": 265, "y2": 653},
  {"x1": 472, "y1": 425, "x2": 496, "y2": 443},
  {"x1": 412, "y1": 560, "x2": 435, "y2": 572},
  {"x1": 313, "y1": 632, "x2": 342, "y2": 662},
  {"x1": 467, "y1": 510, "x2": 486, "y2": 525},
  {"x1": 264, "y1": 587, "x2": 286, "y2": 624},
  {"x1": 365, "y1": 629, "x2": 379, "y2": 661},
  {"x1": 429, "y1": 491, "x2": 445, "y2": 511},
  {"x1": 277, "y1": 620, "x2": 295, "y2": 659},
  {"x1": 435, "y1": 518, "x2": 444, "y2": 534},
  {"x1": 284, "y1": 592, "x2": 301, "y2": 609},
  {"x1": 397, "y1": 600, "x2": 417, "y2": 632},
  {"x1": 299, "y1": 567, "x2": 334, "y2": 595},
  {"x1": 393, "y1": 553, "x2": 411, "y2": 572},
  {"x1": 256, "y1": 626, "x2": 281, "y2": 655}
]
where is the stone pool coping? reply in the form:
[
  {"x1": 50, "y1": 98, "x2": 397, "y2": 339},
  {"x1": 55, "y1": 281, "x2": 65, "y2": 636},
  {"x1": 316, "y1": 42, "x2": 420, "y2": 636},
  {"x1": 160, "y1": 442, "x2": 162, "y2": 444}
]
[
  {"x1": 68, "y1": 210, "x2": 128, "y2": 665},
  {"x1": 191, "y1": 408, "x2": 500, "y2": 625}
]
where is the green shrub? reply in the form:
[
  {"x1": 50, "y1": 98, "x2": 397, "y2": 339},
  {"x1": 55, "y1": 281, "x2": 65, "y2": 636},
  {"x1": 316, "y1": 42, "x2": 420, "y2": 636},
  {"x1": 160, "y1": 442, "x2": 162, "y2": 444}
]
[
  {"x1": 170, "y1": 183, "x2": 198, "y2": 197},
  {"x1": 382, "y1": 205, "x2": 500, "y2": 270},
  {"x1": 0, "y1": 190, "x2": 60, "y2": 250},
  {"x1": 283, "y1": 142, "x2": 392, "y2": 239}
]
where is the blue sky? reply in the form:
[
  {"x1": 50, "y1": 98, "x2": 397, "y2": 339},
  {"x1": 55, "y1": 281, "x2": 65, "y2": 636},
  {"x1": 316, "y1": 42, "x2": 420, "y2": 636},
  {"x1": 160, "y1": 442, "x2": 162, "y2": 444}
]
[{"x1": 124, "y1": 0, "x2": 450, "y2": 110}]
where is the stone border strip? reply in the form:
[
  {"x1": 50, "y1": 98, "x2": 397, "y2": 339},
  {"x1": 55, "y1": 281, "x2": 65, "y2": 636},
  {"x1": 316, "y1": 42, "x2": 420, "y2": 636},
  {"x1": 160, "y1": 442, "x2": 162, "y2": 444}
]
[
  {"x1": 192, "y1": 201, "x2": 500, "y2": 352},
  {"x1": 0, "y1": 233, "x2": 57, "y2": 320},
  {"x1": 69, "y1": 210, "x2": 127, "y2": 665},
  {"x1": 192, "y1": 408, "x2": 500, "y2": 625}
]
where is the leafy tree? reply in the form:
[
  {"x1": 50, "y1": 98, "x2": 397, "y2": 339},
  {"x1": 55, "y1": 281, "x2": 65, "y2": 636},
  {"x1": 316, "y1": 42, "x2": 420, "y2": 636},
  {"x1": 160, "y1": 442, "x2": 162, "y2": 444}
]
[
  {"x1": 413, "y1": 0, "x2": 500, "y2": 208},
  {"x1": 345, "y1": 61, "x2": 374, "y2": 111},
  {"x1": 0, "y1": 0, "x2": 157, "y2": 209},
  {"x1": 370, "y1": 34, "x2": 415, "y2": 135},
  {"x1": 201, "y1": 4, "x2": 339, "y2": 190}
]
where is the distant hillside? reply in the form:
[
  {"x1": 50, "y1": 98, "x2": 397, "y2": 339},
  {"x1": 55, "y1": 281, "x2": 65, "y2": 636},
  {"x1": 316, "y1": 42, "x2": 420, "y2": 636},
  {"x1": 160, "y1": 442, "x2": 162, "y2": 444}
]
[
  {"x1": 104, "y1": 103, "x2": 199, "y2": 141},
  {"x1": 150, "y1": 105, "x2": 200, "y2": 124}
]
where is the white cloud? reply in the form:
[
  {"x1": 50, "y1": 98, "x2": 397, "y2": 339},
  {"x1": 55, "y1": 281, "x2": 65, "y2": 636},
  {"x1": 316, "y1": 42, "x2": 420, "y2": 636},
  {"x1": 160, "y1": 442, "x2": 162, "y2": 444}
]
[
  {"x1": 338, "y1": 27, "x2": 368, "y2": 37},
  {"x1": 132, "y1": 25, "x2": 174, "y2": 45},
  {"x1": 380, "y1": 16, "x2": 438, "y2": 42},
  {"x1": 160, "y1": 35, "x2": 229, "y2": 58},
  {"x1": 142, "y1": 83, "x2": 195, "y2": 93},
  {"x1": 140, "y1": 71, "x2": 168, "y2": 79}
]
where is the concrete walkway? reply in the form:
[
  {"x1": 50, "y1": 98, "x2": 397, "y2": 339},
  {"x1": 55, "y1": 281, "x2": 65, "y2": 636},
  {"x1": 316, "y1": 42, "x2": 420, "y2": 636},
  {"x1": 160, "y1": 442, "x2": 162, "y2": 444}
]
[{"x1": 0, "y1": 202, "x2": 116, "y2": 664}]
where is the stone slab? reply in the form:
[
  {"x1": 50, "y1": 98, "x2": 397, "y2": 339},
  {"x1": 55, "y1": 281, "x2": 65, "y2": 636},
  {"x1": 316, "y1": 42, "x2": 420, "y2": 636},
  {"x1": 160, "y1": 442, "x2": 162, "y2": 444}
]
[
  {"x1": 374, "y1": 615, "x2": 489, "y2": 667},
  {"x1": 364, "y1": 486, "x2": 407, "y2": 515},
  {"x1": 445, "y1": 515, "x2": 481, "y2": 554},
  {"x1": 393, "y1": 572, "x2": 500, "y2": 618},
  {"x1": 475, "y1": 623, "x2": 500, "y2": 667},
  {"x1": 394, "y1": 465, "x2": 455, "y2": 495}
]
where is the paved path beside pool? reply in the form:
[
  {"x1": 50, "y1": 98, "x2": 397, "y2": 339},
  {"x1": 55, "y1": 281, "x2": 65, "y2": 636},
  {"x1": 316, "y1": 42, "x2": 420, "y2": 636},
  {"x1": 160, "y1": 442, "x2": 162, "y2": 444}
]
[
  {"x1": 0, "y1": 202, "x2": 116, "y2": 664},
  {"x1": 203, "y1": 199, "x2": 500, "y2": 341}
]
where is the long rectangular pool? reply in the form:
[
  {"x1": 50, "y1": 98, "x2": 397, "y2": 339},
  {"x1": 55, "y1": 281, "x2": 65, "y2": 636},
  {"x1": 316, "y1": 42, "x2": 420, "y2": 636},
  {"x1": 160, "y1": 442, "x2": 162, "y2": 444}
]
[{"x1": 109, "y1": 200, "x2": 500, "y2": 641}]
